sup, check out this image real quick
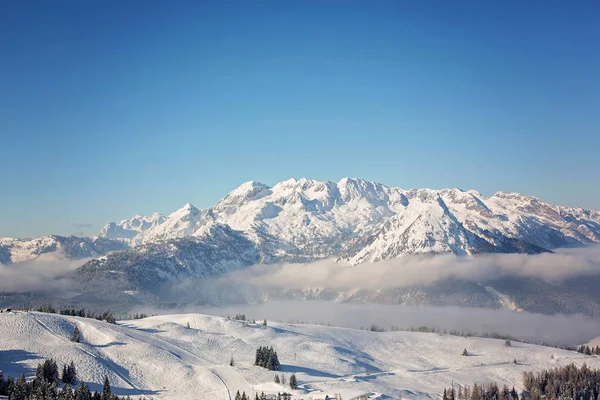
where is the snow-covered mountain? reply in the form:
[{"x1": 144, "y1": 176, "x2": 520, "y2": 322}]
[
  {"x1": 74, "y1": 223, "x2": 260, "y2": 298},
  {"x1": 99, "y1": 177, "x2": 600, "y2": 263},
  {"x1": 0, "y1": 235, "x2": 128, "y2": 264},
  {"x1": 98, "y1": 213, "x2": 166, "y2": 242},
  {"x1": 6, "y1": 178, "x2": 600, "y2": 313}
]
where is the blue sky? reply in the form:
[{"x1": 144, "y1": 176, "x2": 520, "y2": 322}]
[{"x1": 1, "y1": 1, "x2": 599, "y2": 238}]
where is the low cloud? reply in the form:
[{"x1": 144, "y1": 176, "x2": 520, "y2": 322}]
[
  {"x1": 0, "y1": 252, "x2": 87, "y2": 292},
  {"x1": 131, "y1": 301, "x2": 600, "y2": 347},
  {"x1": 219, "y1": 246, "x2": 600, "y2": 291}
]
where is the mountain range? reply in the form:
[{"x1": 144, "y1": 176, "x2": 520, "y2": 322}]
[
  {"x1": 98, "y1": 177, "x2": 599, "y2": 261},
  {"x1": 2, "y1": 178, "x2": 600, "y2": 314}
]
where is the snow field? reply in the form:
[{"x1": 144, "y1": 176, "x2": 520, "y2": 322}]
[{"x1": 2, "y1": 311, "x2": 600, "y2": 399}]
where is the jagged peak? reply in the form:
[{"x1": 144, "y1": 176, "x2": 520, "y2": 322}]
[
  {"x1": 169, "y1": 202, "x2": 200, "y2": 217},
  {"x1": 231, "y1": 180, "x2": 270, "y2": 193},
  {"x1": 217, "y1": 180, "x2": 271, "y2": 208}
]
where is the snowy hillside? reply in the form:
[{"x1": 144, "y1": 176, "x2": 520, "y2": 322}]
[
  {"x1": 1, "y1": 311, "x2": 599, "y2": 400},
  {"x1": 100, "y1": 178, "x2": 600, "y2": 262}
]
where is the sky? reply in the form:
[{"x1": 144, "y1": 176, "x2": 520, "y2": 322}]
[{"x1": 1, "y1": 1, "x2": 599, "y2": 238}]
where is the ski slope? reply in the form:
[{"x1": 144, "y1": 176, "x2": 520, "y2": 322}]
[{"x1": 1, "y1": 311, "x2": 600, "y2": 399}]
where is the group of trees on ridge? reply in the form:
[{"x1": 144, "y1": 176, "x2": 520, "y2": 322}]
[
  {"x1": 235, "y1": 390, "x2": 292, "y2": 400},
  {"x1": 577, "y1": 344, "x2": 600, "y2": 356},
  {"x1": 254, "y1": 346, "x2": 280, "y2": 371},
  {"x1": 34, "y1": 305, "x2": 117, "y2": 324},
  {"x1": 444, "y1": 362, "x2": 600, "y2": 400}
]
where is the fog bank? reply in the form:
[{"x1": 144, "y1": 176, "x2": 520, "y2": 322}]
[
  {"x1": 132, "y1": 301, "x2": 600, "y2": 347},
  {"x1": 219, "y1": 246, "x2": 600, "y2": 291}
]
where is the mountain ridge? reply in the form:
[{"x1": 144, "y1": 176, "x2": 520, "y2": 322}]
[{"x1": 98, "y1": 177, "x2": 600, "y2": 261}]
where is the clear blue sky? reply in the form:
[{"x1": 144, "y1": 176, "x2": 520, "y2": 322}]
[{"x1": 1, "y1": 1, "x2": 599, "y2": 238}]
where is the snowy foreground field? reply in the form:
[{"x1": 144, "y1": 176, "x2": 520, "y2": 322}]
[{"x1": 2, "y1": 312, "x2": 600, "y2": 400}]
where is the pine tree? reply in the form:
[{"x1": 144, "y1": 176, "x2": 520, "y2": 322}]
[
  {"x1": 241, "y1": 392, "x2": 248, "y2": 400},
  {"x1": 235, "y1": 390, "x2": 242, "y2": 400},
  {"x1": 462, "y1": 348, "x2": 468, "y2": 356},
  {"x1": 289, "y1": 373, "x2": 297, "y2": 390},
  {"x1": 274, "y1": 374, "x2": 280, "y2": 384},
  {"x1": 263, "y1": 319, "x2": 267, "y2": 326},
  {"x1": 443, "y1": 388, "x2": 448, "y2": 400},
  {"x1": 281, "y1": 374, "x2": 286, "y2": 385},
  {"x1": 0, "y1": 370, "x2": 5, "y2": 397},
  {"x1": 102, "y1": 376, "x2": 111, "y2": 400},
  {"x1": 11, "y1": 374, "x2": 27, "y2": 400},
  {"x1": 71, "y1": 327, "x2": 81, "y2": 343},
  {"x1": 62, "y1": 365, "x2": 70, "y2": 384},
  {"x1": 75, "y1": 382, "x2": 92, "y2": 400}
]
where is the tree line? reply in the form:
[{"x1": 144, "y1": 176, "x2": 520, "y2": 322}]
[
  {"x1": 0, "y1": 358, "x2": 136, "y2": 400},
  {"x1": 444, "y1": 362, "x2": 600, "y2": 399},
  {"x1": 34, "y1": 305, "x2": 117, "y2": 324},
  {"x1": 234, "y1": 391, "x2": 292, "y2": 400},
  {"x1": 577, "y1": 344, "x2": 600, "y2": 356}
]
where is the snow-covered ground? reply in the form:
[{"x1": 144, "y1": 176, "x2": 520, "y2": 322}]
[{"x1": 1, "y1": 311, "x2": 600, "y2": 400}]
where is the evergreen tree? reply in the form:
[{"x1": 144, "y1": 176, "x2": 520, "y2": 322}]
[
  {"x1": 0, "y1": 370, "x2": 6, "y2": 396},
  {"x1": 62, "y1": 361, "x2": 78, "y2": 385},
  {"x1": 235, "y1": 390, "x2": 242, "y2": 400},
  {"x1": 274, "y1": 374, "x2": 280, "y2": 384},
  {"x1": 75, "y1": 382, "x2": 92, "y2": 400},
  {"x1": 263, "y1": 319, "x2": 267, "y2": 326},
  {"x1": 39, "y1": 359, "x2": 60, "y2": 383},
  {"x1": 11, "y1": 374, "x2": 27, "y2": 400},
  {"x1": 510, "y1": 387, "x2": 518, "y2": 399},
  {"x1": 62, "y1": 365, "x2": 70, "y2": 384},
  {"x1": 102, "y1": 376, "x2": 111, "y2": 400},
  {"x1": 289, "y1": 374, "x2": 297, "y2": 390},
  {"x1": 462, "y1": 348, "x2": 468, "y2": 356},
  {"x1": 241, "y1": 392, "x2": 248, "y2": 400},
  {"x1": 71, "y1": 327, "x2": 81, "y2": 343}
]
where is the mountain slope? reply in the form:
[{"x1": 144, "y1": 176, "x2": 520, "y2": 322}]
[
  {"x1": 0, "y1": 235, "x2": 128, "y2": 264},
  {"x1": 2, "y1": 311, "x2": 600, "y2": 400},
  {"x1": 74, "y1": 223, "x2": 260, "y2": 299}
]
